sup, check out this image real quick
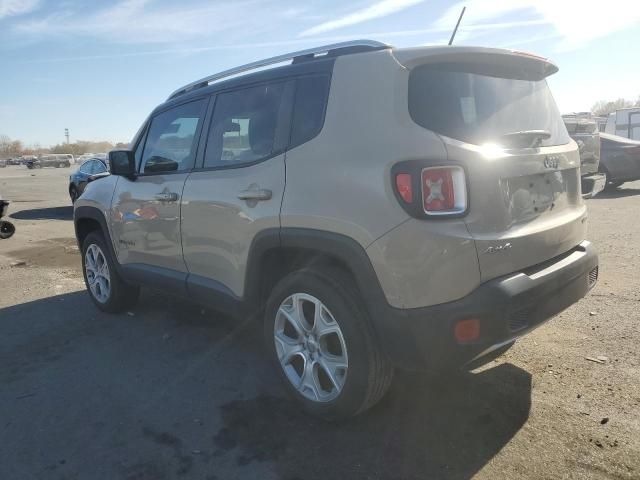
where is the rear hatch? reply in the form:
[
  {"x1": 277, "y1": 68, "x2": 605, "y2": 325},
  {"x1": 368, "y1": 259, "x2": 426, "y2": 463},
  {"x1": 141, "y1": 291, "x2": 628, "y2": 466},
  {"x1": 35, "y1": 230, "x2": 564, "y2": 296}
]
[{"x1": 399, "y1": 47, "x2": 587, "y2": 281}]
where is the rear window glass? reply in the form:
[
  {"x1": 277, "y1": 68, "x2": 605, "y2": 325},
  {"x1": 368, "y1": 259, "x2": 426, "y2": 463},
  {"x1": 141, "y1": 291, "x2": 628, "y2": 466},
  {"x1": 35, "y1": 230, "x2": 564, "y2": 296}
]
[
  {"x1": 409, "y1": 64, "x2": 570, "y2": 147},
  {"x1": 290, "y1": 75, "x2": 330, "y2": 148}
]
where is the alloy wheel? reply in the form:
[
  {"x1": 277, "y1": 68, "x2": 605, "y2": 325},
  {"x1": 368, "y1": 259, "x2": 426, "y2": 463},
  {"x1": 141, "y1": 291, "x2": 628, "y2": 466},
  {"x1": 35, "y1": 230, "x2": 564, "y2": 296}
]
[
  {"x1": 274, "y1": 293, "x2": 348, "y2": 402},
  {"x1": 85, "y1": 243, "x2": 111, "y2": 303}
]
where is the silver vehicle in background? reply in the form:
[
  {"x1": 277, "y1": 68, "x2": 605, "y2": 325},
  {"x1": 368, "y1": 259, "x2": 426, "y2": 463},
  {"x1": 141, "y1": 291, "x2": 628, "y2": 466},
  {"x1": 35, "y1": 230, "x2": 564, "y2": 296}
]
[
  {"x1": 26, "y1": 154, "x2": 74, "y2": 168},
  {"x1": 599, "y1": 132, "x2": 640, "y2": 189},
  {"x1": 562, "y1": 113, "x2": 606, "y2": 198}
]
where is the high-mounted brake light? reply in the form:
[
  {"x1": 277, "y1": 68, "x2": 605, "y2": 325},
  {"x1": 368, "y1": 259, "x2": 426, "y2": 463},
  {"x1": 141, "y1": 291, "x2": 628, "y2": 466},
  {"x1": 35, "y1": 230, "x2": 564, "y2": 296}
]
[
  {"x1": 395, "y1": 173, "x2": 413, "y2": 203},
  {"x1": 512, "y1": 49, "x2": 548, "y2": 62},
  {"x1": 421, "y1": 166, "x2": 467, "y2": 215}
]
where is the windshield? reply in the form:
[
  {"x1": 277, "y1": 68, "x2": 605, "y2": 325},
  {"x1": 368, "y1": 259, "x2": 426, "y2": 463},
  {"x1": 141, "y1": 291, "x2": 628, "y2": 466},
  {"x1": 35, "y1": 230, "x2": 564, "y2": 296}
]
[{"x1": 409, "y1": 63, "x2": 570, "y2": 147}]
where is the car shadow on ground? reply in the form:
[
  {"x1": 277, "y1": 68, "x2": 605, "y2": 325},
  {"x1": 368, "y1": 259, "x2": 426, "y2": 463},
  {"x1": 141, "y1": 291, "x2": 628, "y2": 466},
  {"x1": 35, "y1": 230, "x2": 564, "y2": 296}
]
[
  {"x1": 0, "y1": 291, "x2": 531, "y2": 480},
  {"x1": 217, "y1": 365, "x2": 532, "y2": 480},
  {"x1": 9, "y1": 205, "x2": 73, "y2": 220},
  {"x1": 592, "y1": 187, "x2": 640, "y2": 199}
]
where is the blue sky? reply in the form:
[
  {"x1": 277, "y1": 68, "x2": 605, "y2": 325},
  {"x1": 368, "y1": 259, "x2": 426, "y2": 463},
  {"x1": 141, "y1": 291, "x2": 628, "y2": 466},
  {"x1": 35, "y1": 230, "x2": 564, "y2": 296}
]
[{"x1": 1, "y1": 0, "x2": 639, "y2": 147}]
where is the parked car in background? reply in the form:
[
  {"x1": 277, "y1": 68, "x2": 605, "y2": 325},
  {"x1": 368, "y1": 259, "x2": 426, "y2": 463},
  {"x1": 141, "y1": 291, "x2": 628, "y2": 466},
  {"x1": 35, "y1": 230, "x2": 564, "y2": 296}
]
[
  {"x1": 599, "y1": 132, "x2": 640, "y2": 189},
  {"x1": 604, "y1": 107, "x2": 640, "y2": 140},
  {"x1": 5, "y1": 158, "x2": 21, "y2": 166},
  {"x1": 69, "y1": 158, "x2": 109, "y2": 202},
  {"x1": 76, "y1": 154, "x2": 95, "y2": 164},
  {"x1": 76, "y1": 153, "x2": 108, "y2": 165},
  {"x1": 0, "y1": 159, "x2": 6, "y2": 168},
  {"x1": 562, "y1": 113, "x2": 606, "y2": 198},
  {"x1": 26, "y1": 154, "x2": 73, "y2": 169}
]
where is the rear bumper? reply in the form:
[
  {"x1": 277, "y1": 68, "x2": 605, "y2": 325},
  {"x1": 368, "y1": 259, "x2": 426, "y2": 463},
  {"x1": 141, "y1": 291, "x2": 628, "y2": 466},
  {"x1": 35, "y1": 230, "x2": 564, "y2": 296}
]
[
  {"x1": 581, "y1": 173, "x2": 606, "y2": 199},
  {"x1": 372, "y1": 241, "x2": 598, "y2": 371}
]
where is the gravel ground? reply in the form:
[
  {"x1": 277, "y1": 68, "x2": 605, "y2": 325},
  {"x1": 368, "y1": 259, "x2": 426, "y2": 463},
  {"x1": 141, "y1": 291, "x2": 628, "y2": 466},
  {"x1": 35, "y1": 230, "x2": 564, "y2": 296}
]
[{"x1": 0, "y1": 165, "x2": 638, "y2": 480}]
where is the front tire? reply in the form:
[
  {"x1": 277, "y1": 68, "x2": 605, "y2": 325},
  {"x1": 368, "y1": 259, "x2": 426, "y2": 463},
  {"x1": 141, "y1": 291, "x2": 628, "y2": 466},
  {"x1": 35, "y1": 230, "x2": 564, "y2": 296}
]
[
  {"x1": 264, "y1": 268, "x2": 393, "y2": 420},
  {"x1": 81, "y1": 232, "x2": 139, "y2": 313},
  {"x1": 69, "y1": 185, "x2": 78, "y2": 203}
]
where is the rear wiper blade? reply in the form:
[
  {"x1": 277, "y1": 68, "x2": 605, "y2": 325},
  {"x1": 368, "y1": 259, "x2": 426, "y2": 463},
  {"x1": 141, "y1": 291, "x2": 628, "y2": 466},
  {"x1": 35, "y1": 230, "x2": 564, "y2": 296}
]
[{"x1": 500, "y1": 130, "x2": 551, "y2": 148}]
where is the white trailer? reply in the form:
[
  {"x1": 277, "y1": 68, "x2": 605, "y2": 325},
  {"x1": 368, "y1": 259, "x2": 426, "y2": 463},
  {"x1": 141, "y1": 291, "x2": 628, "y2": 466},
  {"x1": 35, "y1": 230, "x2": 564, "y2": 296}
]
[{"x1": 604, "y1": 107, "x2": 640, "y2": 140}]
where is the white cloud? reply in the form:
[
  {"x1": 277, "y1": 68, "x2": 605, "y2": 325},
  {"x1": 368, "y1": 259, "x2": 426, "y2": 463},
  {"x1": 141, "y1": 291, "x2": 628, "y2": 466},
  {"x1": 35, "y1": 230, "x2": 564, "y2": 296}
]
[
  {"x1": 435, "y1": 0, "x2": 640, "y2": 50},
  {"x1": 13, "y1": 0, "x2": 278, "y2": 44},
  {"x1": 0, "y1": 0, "x2": 39, "y2": 19},
  {"x1": 300, "y1": 0, "x2": 425, "y2": 37},
  {"x1": 21, "y1": 19, "x2": 559, "y2": 64}
]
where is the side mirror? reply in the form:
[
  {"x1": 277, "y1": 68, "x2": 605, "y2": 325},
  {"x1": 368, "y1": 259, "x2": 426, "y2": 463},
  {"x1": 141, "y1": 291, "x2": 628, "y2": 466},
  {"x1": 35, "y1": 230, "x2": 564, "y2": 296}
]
[{"x1": 108, "y1": 150, "x2": 136, "y2": 179}]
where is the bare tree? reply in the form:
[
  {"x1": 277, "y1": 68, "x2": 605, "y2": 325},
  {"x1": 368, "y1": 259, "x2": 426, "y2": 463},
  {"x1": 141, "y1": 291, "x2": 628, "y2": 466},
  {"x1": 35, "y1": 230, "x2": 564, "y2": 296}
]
[
  {"x1": 0, "y1": 135, "x2": 22, "y2": 158},
  {"x1": 592, "y1": 98, "x2": 636, "y2": 116}
]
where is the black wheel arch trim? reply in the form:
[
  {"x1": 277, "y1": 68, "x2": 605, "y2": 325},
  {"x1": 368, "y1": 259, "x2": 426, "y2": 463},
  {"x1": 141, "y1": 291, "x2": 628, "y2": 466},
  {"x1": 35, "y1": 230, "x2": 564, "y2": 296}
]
[
  {"x1": 244, "y1": 227, "x2": 392, "y2": 333},
  {"x1": 74, "y1": 206, "x2": 120, "y2": 272}
]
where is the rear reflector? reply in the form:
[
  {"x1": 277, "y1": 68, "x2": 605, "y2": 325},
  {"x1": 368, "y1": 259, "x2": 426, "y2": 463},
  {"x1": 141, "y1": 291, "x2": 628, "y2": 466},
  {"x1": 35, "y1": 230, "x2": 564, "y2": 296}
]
[
  {"x1": 421, "y1": 166, "x2": 467, "y2": 215},
  {"x1": 395, "y1": 173, "x2": 413, "y2": 203},
  {"x1": 454, "y1": 318, "x2": 480, "y2": 344}
]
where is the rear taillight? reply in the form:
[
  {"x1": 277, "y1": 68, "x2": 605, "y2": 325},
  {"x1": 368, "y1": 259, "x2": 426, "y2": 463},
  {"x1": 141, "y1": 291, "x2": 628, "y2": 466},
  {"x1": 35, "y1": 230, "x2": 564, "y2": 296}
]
[
  {"x1": 421, "y1": 166, "x2": 467, "y2": 215},
  {"x1": 392, "y1": 163, "x2": 467, "y2": 218}
]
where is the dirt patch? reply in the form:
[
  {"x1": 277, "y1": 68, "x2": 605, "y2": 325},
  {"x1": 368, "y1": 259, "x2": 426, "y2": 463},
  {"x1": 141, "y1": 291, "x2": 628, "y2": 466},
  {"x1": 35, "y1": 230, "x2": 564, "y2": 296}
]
[{"x1": 5, "y1": 237, "x2": 81, "y2": 271}]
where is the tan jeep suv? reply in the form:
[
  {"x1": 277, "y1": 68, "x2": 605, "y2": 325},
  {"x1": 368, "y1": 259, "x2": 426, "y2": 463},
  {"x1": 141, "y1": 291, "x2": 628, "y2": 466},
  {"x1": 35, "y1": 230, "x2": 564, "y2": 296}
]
[{"x1": 74, "y1": 40, "x2": 598, "y2": 419}]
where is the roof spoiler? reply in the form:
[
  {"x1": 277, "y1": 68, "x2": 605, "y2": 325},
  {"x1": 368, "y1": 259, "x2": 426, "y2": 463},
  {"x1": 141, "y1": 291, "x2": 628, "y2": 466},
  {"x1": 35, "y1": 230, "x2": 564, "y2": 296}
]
[{"x1": 393, "y1": 46, "x2": 558, "y2": 80}]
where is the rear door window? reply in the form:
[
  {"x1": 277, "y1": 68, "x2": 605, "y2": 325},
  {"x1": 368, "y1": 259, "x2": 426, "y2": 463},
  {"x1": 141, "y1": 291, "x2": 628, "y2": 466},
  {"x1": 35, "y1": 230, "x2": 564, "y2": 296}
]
[
  {"x1": 409, "y1": 64, "x2": 570, "y2": 147},
  {"x1": 203, "y1": 82, "x2": 286, "y2": 168}
]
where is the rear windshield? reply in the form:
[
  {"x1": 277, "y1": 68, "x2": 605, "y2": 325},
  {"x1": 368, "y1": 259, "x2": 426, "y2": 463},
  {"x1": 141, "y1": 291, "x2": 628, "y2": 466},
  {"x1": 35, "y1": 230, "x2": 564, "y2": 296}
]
[{"x1": 409, "y1": 64, "x2": 570, "y2": 147}]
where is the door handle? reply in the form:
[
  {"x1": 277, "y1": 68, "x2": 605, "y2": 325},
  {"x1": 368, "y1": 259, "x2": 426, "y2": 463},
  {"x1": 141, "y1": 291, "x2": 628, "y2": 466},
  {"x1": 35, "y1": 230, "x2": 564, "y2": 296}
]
[
  {"x1": 237, "y1": 189, "x2": 272, "y2": 201},
  {"x1": 154, "y1": 192, "x2": 179, "y2": 202}
]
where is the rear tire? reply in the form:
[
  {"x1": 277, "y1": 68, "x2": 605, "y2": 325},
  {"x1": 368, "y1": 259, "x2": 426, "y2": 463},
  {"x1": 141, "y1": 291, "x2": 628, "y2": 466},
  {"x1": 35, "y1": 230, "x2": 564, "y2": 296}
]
[
  {"x1": 264, "y1": 267, "x2": 393, "y2": 420},
  {"x1": 81, "y1": 232, "x2": 139, "y2": 313}
]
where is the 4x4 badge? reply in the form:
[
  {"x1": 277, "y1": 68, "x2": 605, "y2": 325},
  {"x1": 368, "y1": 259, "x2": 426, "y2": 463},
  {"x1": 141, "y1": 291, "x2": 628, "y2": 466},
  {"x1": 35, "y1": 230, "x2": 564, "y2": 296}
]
[
  {"x1": 544, "y1": 155, "x2": 559, "y2": 169},
  {"x1": 484, "y1": 242, "x2": 512, "y2": 254}
]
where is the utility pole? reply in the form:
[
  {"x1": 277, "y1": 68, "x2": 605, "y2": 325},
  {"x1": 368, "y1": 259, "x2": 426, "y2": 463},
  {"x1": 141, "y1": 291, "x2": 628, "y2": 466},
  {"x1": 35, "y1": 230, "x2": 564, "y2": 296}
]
[{"x1": 64, "y1": 128, "x2": 69, "y2": 144}]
